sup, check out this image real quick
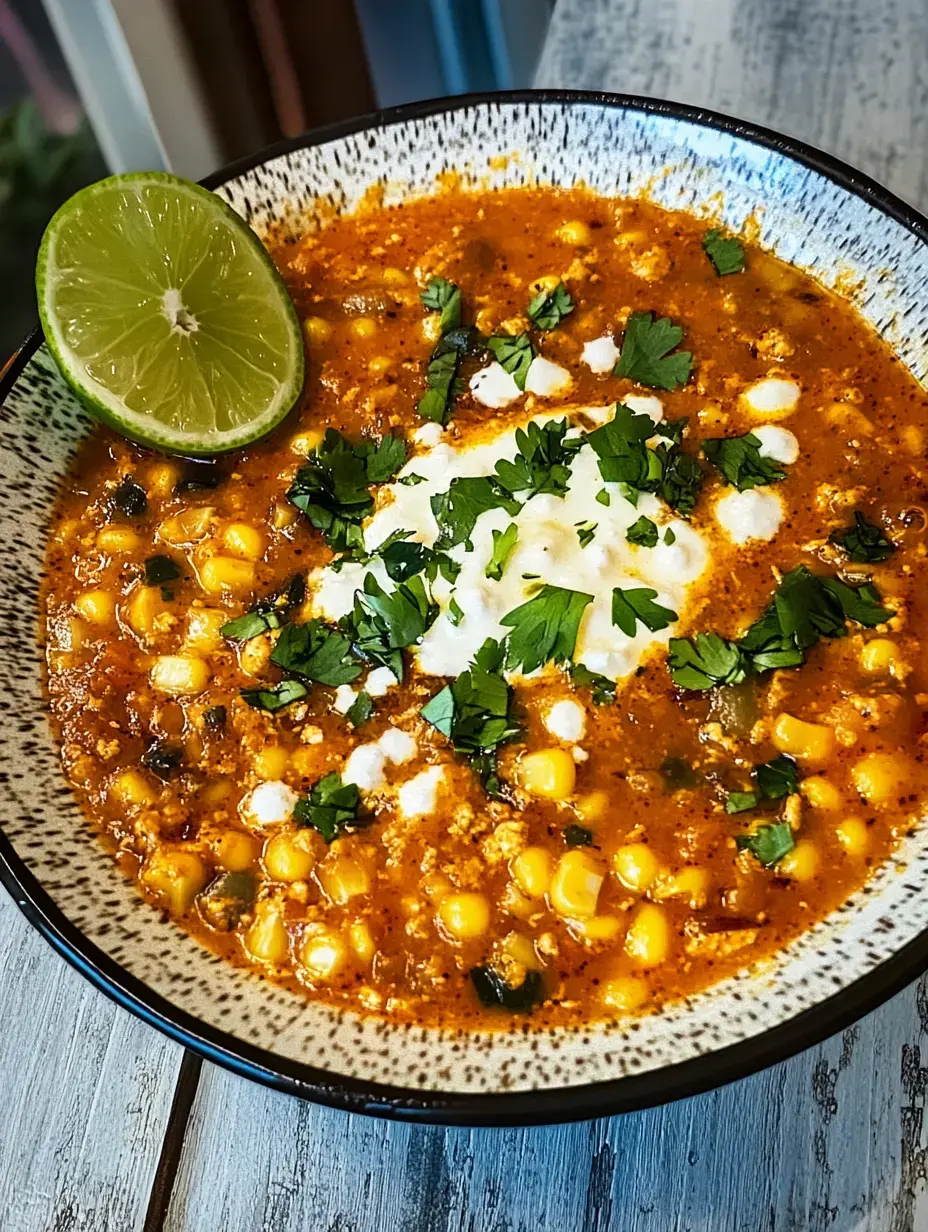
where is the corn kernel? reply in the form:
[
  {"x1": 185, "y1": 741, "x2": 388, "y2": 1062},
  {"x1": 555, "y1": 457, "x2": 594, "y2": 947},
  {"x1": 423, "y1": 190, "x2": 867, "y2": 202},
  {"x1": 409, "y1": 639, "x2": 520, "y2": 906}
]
[
  {"x1": 303, "y1": 316, "x2": 333, "y2": 346},
  {"x1": 613, "y1": 843, "x2": 662, "y2": 893},
  {"x1": 349, "y1": 920, "x2": 375, "y2": 963},
  {"x1": 200, "y1": 778, "x2": 234, "y2": 808},
  {"x1": 422, "y1": 873, "x2": 453, "y2": 902},
  {"x1": 253, "y1": 745, "x2": 289, "y2": 779},
  {"x1": 66, "y1": 617, "x2": 90, "y2": 651},
  {"x1": 902, "y1": 424, "x2": 925, "y2": 457},
  {"x1": 183, "y1": 608, "x2": 226, "y2": 653},
  {"x1": 801, "y1": 776, "x2": 842, "y2": 811},
  {"x1": 75, "y1": 590, "x2": 115, "y2": 626},
  {"x1": 223, "y1": 522, "x2": 264, "y2": 562},
  {"x1": 142, "y1": 849, "x2": 209, "y2": 915},
  {"x1": 777, "y1": 838, "x2": 819, "y2": 881},
  {"x1": 124, "y1": 585, "x2": 164, "y2": 639},
  {"x1": 624, "y1": 903, "x2": 671, "y2": 967},
  {"x1": 368, "y1": 355, "x2": 394, "y2": 377},
  {"x1": 96, "y1": 526, "x2": 141, "y2": 553},
  {"x1": 349, "y1": 317, "x2": 378, "y2": 340},
  {"x1": 272, "y1": 501, "x2": 298, "y2": 530},
  {"x1": 301, "y1": 929, "x2": 347, "y2": 979},
  {"x1": 147, "y1": 461, "x2": 181, "y2": 498},
  {"x1": 510, "y1": 846, "x2": 552, "y2": 899},
  {"x1": 575, "y1": 790, "x2": 609, "y2": 823},
  {"x1": 244, "y1": 900, "x2": 290, "y2": 964},
  {"x1": 529, "y1": 273, "x2": 561, "y2": 294},
  {"x1": 555, "y1": 220, "x2": 592, "y2": 246},
  {"x1": 501, "y1": 931, "x2": 541, "y2": 969},
  {"x1": 852, "y1": 751, "x2": 910, "y2": 804},
  {"x1": 439, "y1": 892, "x2": 491, "y2": 939},
  {"x1": 238, "y1": 634, "x2": 272, "y2": 678},
  {"x1": 421, "y1": 315, "x2": 443, "y2": 344},
  {"x1": 288, "y1": 428, "x2": 325, "y2": 458},
  {"x1": 150, "y1": 654, "x2": 210, "y2": 696},
  {"x1": 382, "y1": 266, "x2": 408, "y2": 287},
  {"x1": 860, "y1": 638, "x2": 901, "y2": 676},
  {"x1": 317, "y1": 855, "x2": 371, "y2": 904},
  {"x1": 214, "y1": 830, "x2": 260, "y2": 871},
  {"x1": 836, "y1": 817, "x2": 869, "y2": 855},
  {"x1": 158, "y1": 507, "x2": 214, "y2": 546},
  {"x1": 772, "y1": 713, "x2": 835, "y2": 764},
  {"x1": 572, "y1": 915, "x2": 623, "y2": 942},
  {"x1": 517, "y1": 748, "x2": 576, "y2": 800},
  {"x1": 652, "y1": 866, "x2": 710, "y2": 909},
  {"x1": 109, "y1": 769, "x2": 156, "y2": 808},
  {"x1": 264, "y1": 830, "x2": 317, "y2": 881},
  {"x1": 199, "y1": 556, "x2": 255, "y2": 596},
  {"x1": 500, "y1": 883, "x2": 537, "y2": 920},
  {"x1": 290, "y1": 746, "x2": 322, "y2": 779},
  {"x1": 550, "y1": 850, "x2": 604, "y2": 918},
  {"x1": 601, "y1": 975, "x2": 649, "y2": 1012}
]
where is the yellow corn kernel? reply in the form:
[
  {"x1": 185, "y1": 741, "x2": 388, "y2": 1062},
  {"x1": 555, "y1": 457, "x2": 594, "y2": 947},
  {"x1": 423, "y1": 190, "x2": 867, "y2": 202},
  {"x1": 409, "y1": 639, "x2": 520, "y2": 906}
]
[
  {"x1": 439, "y1": 892, "x2": 491, "y2": 940},
  {"x1": 601, "y1": 975, "x2": 649, "y2": 1012},
  {"x1": 652, "y1": 866, "x2": 710, "y2": 909},
  {"x1": 836, "y1": 817, "x2": 869, "y2": 856},
  {"x1": 500, "y1": 882, "x2": 537, "y2": 920},
  {"x1": 613, "y1": 843, "x2": 662, "y2": 893},
  {"x1": 96, "y1": 526, "x2": 141, "y2": 553},
  {"x1": 860, "y1": 638, "x2": 901, "y2": 676},
  {"x1": 382, "y1": 266, "x2": 408, "y2": 287},
  {"x1": 239, "y1": 635, "x2": 271, "y2": 678},
  {"x1": 214, "y1": 830, "x2": 260, "y2": 871},
  {"x1": 288, "y1": 428, "x2": 324, "y2": 458},
  {"x1": 852, "y1": 751, "x2": 910, "y2": 804},
  {"x1": 550, "y1": 850, "x2": 604, "y2": 918},
  {"x1": 422, "y1": 872, "x2": 453, "y2": 902},
  {"x1": 158, "y1": 507, "x2": 214, "y2": 547},
  {"x1": 517, "y1": 748, "x2": 576, "y2": 801},
  {"x1": 572, "y1": 915, "x2": 623, "y2": 942},
  {"x1": 272, "y1": 501, "x2": 298, "y2": 530},
  {"x1": 223, "y1": 522, "x2": 264, "y2": 562},
  {"x1": 801, "y1": 776, "x2": 842, "y2": 811},
  {"x1": 200, "y1": 778, "x2": 233, "y2": 807},
  {"x1": 74, "y1": 590, "x2": 115, "y2": 626},
  {"x1": 65, "y1": 616, "x2": 90, "y2": 651},
  {"x1": 772, "y1": 713, "x2": 835, "y2": 764},
  {"x1": 124, "y1": 585, "x2": 163, "y2": 638},
  {"x1": 349, "y1": 316, "x2": 377, "y2": 340},
  {"x1": 109, "y1": 769, "x2": 156, "y2": 808},
  {"x1": 253, "y1": 745, "x2": 288, "y2": 779},
  {"x1": 510, "y1": 846, "x2": 552, "y2": 899},
  {"x1": 303, "y1": 315, "x2": 333, "y2": 346},
  {"x1": 555, "y1": 219, "x2": 591, "y2": 246},
  {"x1": 150, "y1": 654, "x2": 210, "y2": 696},
  {"x1": 529, "y1": 273, "x2": 561, "y2": 294},
  {"x1": 368, "y1": 355, "x2": 394, "y2": 377},
  {"x1": 199, "y1": 555, "x2": 255, "y2": 596},
  {"x1": 147, "y1": 461, "x2": 181, "y2": 498},
  {"x1": 317, "y1": 855, "x2": 371, "y2": 905},
  {"x1": 624, "y1": 903, "x2": 671, "y2": 968},
  {"x1": 777, "y1": 838, "x2": 819, "y2": 881},
  {"x1": 575, "y1": 790, "x2": 609, "y2": 823},
  {"x1": 349, "y1": 920, "x2": 375, "y2": 963},
  {"x1": 244, "y1": 900, "x2": 290, "y2": 964},
  {"x1": 421, "y1": 314, "x2": 443, "y2": 343},
  {"x1": 183, "y1": 607, "x2": 226, "y2": 653},
  {"x1": 501, "y1": 931, "x2": 542, "y2": 969},
  {"x1": 902, "y1": 424, "x2": 925, "y2": 457},
  {"x1": 301, "y1": 929, "x2": 347, "y2": 979},
  {"x1": 264, "y1": 829, "x2": 317, "y2": 882},
  {"x1": 290, "y1": 745, "x2": 323, "y2": 779},
  {"x1": 142, "y1": 849, "x2": 209, "y2": 915}
]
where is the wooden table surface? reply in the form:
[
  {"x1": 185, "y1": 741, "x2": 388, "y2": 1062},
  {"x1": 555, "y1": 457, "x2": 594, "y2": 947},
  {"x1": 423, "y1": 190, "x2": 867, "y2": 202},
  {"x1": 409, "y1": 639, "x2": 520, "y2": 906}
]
[{"x1": 5, "y1": 2, "x2": 928, "y2": 1228}]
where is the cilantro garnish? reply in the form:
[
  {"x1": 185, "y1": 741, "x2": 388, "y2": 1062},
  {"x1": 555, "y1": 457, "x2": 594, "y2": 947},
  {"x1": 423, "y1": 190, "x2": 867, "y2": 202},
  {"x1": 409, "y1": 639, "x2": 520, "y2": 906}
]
[
  {"x1": 346, "y1": 691, "x2": 373, "y2": 728},
  {"x1": 667, "y1": 633, "x2": 750, "y2": 691},
  {"x1": 342, "y1": 572, "x2": 437, "y2": 681},
  {"x1": 486, "y1": 523, "x2": 518, "y2": 581},
  {"x1": 398, "y1": 473, "x2": 426, "y2": 487},
  {"x1": 611, "y1": 587, "x2": 677, "y2": 637},
  {"x1": 144, "y1": 555, "x2": 180, "y2": 587},
  {"x1": 493, "y1": 419, "x2": 585, "y2": 499},
  {"x1": 596, "y1": 489, "x2": 610, "y2": 507},
  {"x1": 501, "y1": 584, "x2": 593, "y2": 674},
  {"x1": 654, "y1": 417, "x2": 688, "y2": 445},
  {"x1": 293, "y1": 772, "x2": 361, "y2": 842},
  {"x1": 725, "y1": 755, "x2": 799, "y2": 813},
  {"x1": 221, "y1": 574, "x2": 306, "y2": 641},
  {"x1": 417, "y1": 326, "x2": 474, "y2": 424},
  {"x1": 614, "y1": 311, "x2": 693, "y2": 390},
  {"x1": 270, "y1": 619, "x2": 361, "y2": 686},
  {"x1": 564, "y1": 824, "x2": 593, "y2": 847},
  {"x1": 487, "y1": 333, "x2": 535, "y2": 390},
  {"x1": 576, "y1": 521, "x2": 597, "y2": 548},
  {"x1": 654, "y1": 440, "x2": 704, "y2": 515},
  {"x1": 703, "y1": 229, "x2": 746, "y2": 276},
  {"x1": 664, "y1": 528, "x2": 676, "y2": 545},
  {"x1": 703, "y1": 433, "x2": 787, "y2": 490},
  {"x1": 829, "y1": 511, "x2": 896, "y2": 563},
  {"x1": 736, "y1": 822, "x2": 795, "y2": 867},
  {"x1": 586, "y1": 404, "x2": 703, "y2": 514},
  {"x1": 448, "y1": 596, "x2": 464, "y2": 626},
  {"x1": 430, "y1": 476, "x2": 521, "y2": 551},
  {"x1": 240, "y1": 678, "x2": 308, "y2": 712},
  {"x1": 420, "y1": 276, "x2": 462, "y2": 333},
  {"x1": 569, "y1": 662, "x2": 617, "y2": 705},
  {"x1": 526, "y1": 282, "x2": 574, "y2": 331},
  {"x1": 287, "y1": 428, "x2": 406, "y2": 553},
  {"x1": 470, "y1": 965, "x2": 544, "y2": 1012}
]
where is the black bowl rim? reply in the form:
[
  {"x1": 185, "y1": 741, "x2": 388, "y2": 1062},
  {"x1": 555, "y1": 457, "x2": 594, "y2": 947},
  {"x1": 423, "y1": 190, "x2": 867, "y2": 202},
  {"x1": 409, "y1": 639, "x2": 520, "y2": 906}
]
[{"x1": 5, "y1": 87, "x2": 928, "y2": 1127}]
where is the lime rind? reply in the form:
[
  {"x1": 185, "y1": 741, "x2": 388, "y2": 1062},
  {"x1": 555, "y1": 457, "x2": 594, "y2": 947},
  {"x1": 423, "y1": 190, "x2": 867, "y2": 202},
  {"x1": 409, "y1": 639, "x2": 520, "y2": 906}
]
[{"x1": 36, "y1": 171, "x2": 305, "y2": 456}]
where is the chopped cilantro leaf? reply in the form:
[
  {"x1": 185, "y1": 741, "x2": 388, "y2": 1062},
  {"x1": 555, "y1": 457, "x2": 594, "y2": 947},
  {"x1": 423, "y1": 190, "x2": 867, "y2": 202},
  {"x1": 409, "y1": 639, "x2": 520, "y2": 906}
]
[
  {"x1": 736, "y1": 822, "x2": 795, "y2": 867},
  {"x1": 486, "y1": 522, "x2": 519, "y2": 581},
  {"x1": 487, "y1": 332, "x2": 535, "y2": 390},
  {"x1": 221, "y1": 610, "x2": 274, "y2": 641},
  {"x1": 293, "y1": 772, "x2": 361, "y2": 842},
  {"x1": 417, "y1": 326, "x2": 474, "y2": 424},
  {"x1": 144, "y1": 555, "x2": 180, "y2": 587},
  {"x1": 664, "y1": 527, "x2": 676, "y2": 545},
  {"x1": 626, "y1": 515, "x2": 659, "y2": 548},
  {"x1": 240, "y1": 678, "x2": 308, "y2": 712},
  {"x1": 221, "y1": 574, "x2": 305, "y2": 642},
  {"x1": 586, "y1": 402, "x2": 656, "y2": 487},
  {"x1": 829, "y1": 511, "x2": 896, "y2": 563},
  {"x1": 270, "y1": 619, "x2": 361, "y2": 686},
  {"x1": 569, "y1": 663, "x2": 617, "y2": 705},
  {"x1": 470, "y1": 965, "x2": 544, "y2": 1012},
  {"x1": 420, "y1": 276, "x2": 462, "y2": 332},
  {"x1": 346, "y1": 690, "x2": 373, "y2": 728},
  {"x1": 526, "y1": 281, "x2": 574, "y2": 330},
  {"x1": 703, "y1": 228, "x2": 746, "y2": 276},
  {"x1": 398, "y1": 472, "x2": 426, "y2": 486},
  {"x1": 596, "y1": 489, "x2": 610, "y2": 507},
  {"x1": 668, "y1": 633, "x2": 750, "y2": 691},
  {"x1": 755, "y1": 754, "x2": 799, "y2": 800},
  {"x1": 611, "y1": 587, "x2": 677, "y2": 637},
  {"x1": 654, "y1": 417, "x2": 688, "y2": 445},
  {"x1": 654, "y1": 441, "x2": 704, "y2": 515},
  {"x1": 493, "y1": 419, "x2": 585, "y2": 499},
  {"x1": 726, "y1": 791, "x2": 761, "y2": 814},
  {"x1": 501, "y1": 584, "x2": 593, "y2": 673},
  {"x1": 614, "y1": 311, "x2": 693, "y2": 391},
  {"x1": 448, "y1": 596, "x2": 464, "y2": 626},
  {"x1": 564, "y1": 824, "x2": 593, "y2": 847},
  {"x1": 342, "y1": 572, "x2": 437, "y2": 681},
  {"x1": 703, "y1": 433, "x2": 786, "y2": 490},
  {"x1": 576, "y1": 521, "x2": 597, "y2": 548},
  {"x1": 430, "y1": 476, "x2": 521, "y2": 550}
]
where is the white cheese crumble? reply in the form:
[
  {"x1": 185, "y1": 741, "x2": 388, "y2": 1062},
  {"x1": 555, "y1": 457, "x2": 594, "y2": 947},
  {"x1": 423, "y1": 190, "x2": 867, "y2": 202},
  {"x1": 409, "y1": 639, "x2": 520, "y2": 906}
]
[
  {"x1": 343, "y1": 727, "x2": 420, "y2": 793},
  {"x1": 397, "y1": 765, "x2": 446, "y2": 818},
  {"x1": 366, "y1": 666, "x2": 398, "y2": 697},
  {"x1": 544, "y1": 698, "x2": 587, "y2": 742},
  {"x1": 413, "y1": 422, "x2": 443, "y2": 447},
  {"x1": 581, "y1": 334, "x2": 620, "y2": 374},
  {"x1": 524, "y1": 355, "x2": 572, "y2": 397},
  {"x1": 378, "y1": 726, "x2": 417, "y2": 764},
  {"x1": 469, "y1": 362, "x2": 521, "y2": 408},
  {"x1": 240, "y1": 780, "x2": 298, "y2": 828},
  {"x1": 624, "y1": 394, "x2": 664, "y2": 424},
  {"x1": 333, "y1": 684, "x2": 357, "y2": 714},
  {"x1": 715, "y1": 488, "x2": 784, "y2": 544},
  {"x1": 753, "y1": 424, "x2": 799, "y2": 464},
  {"x1": 742, "y1": 378, "x2": 800, "y2": 418}
]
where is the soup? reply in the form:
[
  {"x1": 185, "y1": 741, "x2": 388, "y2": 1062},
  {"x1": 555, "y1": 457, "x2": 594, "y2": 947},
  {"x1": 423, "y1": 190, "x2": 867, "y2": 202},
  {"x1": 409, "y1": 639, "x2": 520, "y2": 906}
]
[{"x1": 42, "y1": 185, "x2": 928, "y2": 1027}]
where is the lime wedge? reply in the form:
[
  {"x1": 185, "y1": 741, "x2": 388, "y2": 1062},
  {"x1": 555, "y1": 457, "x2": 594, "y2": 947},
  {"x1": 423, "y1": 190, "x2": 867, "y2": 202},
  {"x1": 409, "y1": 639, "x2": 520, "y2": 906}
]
[{"x1": 36, "y1": 171, "x2": 305, "y2": 455}]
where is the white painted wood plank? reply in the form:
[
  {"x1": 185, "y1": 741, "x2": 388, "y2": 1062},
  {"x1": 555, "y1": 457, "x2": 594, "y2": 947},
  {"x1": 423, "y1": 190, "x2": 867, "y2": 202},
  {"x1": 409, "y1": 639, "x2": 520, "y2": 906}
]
[{"x1": 0, "y1": 886, "x2": 184, "y2": 1231}]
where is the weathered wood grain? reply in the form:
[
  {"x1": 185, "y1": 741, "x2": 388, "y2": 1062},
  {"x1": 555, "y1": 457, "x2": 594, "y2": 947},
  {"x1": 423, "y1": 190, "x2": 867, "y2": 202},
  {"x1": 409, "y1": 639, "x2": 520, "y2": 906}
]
[{"x1": 0, "y1": 886, "x2": 183, "y2": 1232}]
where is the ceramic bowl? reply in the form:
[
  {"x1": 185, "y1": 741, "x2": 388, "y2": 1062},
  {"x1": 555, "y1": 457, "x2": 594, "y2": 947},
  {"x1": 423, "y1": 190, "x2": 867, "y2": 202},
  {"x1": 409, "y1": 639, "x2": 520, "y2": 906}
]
[{"x1": 5, "y1": 91, "x2": 928, "y2": 1126}]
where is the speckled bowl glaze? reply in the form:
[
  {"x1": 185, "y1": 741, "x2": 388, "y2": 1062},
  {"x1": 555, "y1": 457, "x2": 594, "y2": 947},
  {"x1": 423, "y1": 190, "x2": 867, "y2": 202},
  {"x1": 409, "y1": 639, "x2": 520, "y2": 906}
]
[{"x1": 5, "y1": 91, "x2": 928, "y2": 1125}]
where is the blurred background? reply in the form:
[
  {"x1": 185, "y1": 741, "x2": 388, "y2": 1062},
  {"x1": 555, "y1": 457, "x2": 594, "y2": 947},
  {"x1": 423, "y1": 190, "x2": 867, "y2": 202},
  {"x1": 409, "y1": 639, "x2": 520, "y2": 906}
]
[{"x1": 0, "y1": 0, "x2": 554, "y2": 359}]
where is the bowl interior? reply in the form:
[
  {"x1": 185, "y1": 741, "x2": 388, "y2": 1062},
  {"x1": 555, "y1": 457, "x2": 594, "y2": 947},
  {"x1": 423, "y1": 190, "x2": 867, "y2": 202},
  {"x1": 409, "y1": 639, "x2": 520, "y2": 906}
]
[{"x1": 4, "y1": 95, "x2": 928, "y2": 1118}]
